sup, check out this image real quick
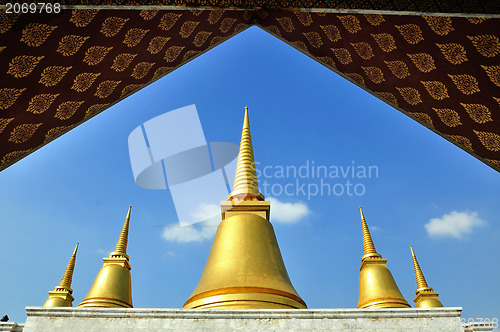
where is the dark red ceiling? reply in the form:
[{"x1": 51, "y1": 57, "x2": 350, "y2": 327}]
[{"x1": 0, "y1": 4, "x2": 499, "y2": 172}]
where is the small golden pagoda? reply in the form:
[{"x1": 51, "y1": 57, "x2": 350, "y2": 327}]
[
  {"x1": 43, "y1": 243, "x2": 79, "y2": 307},
  {"x1": 358, "y1": 207, "x2": 410, "y2": 308},
  {"x1": 183, "y1": 107, "x2": 307, "y2": 309},
  {"x1": 410, "y1": 245, "x2": 443, "y2": 308},
  {"x1": 78, "y1": 206, "x2": 133, "y2": 308}
]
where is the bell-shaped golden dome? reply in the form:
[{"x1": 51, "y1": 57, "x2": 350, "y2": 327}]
[
  {"x1": 358, "y1": 207, "x2": 410, "y2": 309},
  {"x1": 410, "y1": 245, "x2": 443, "y2": 308},
  {"x1": 183, "y1": 107, "x2": 306, "y2": 309},
  {"x1": 78, "y1": 206, "x2": 133, "y2": 308},
  {"x1": 43, "y1": 243, "x2": 79, "y2": 307}
]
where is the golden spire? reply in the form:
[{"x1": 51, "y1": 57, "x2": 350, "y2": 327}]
[
  {"x1": 410, "y1": 245, "x2": 443, "y2": 308},
  {"x1": 112, "y1": 205, "x2": 131, "y2": 257},
  {"x1": 227, "y1": 107, "x2": 264, "y2": 201},
  {"x1": 78, "y1": 206, "x2": 133, "y2": 308},
  {"x1": 43, "y1": 243, "x2": 79, "y2": 307},
  {"x1": 358, "y1": 207, "x2": 410, "y2": 309},
  {"x1": 184, "y1": 107, "x2": 306, "y2": 309},
  {"x1": 360, "y1": 207, "x2": 380, "y2": 259}
]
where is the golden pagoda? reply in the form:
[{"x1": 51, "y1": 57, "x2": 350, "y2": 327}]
[
  {"x1": 410, "y1": 245, "x2": 443, "y2": 308},
  {"x1": 183, "y1": 107, "x2": 307, "y2": 309},
  {"x1": 78, "y1": 206, "x2": 133, "y2": 308},
  {"x1": 358, "y1": 207, "x2": 410, "y2": 308},
  {"x1": 43, "y1": 243, "x2": 79, "y2": 307}
]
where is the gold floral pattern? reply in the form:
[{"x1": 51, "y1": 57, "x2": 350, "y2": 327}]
[
  {"x1": 208, "y1": 10, "x2": 224, "y2": 24},
  {"x1": 461, "y1": 103, "x2": 492, "y2": 123},
  {"x1": 164, "y1": 46, "x2": 185, "y2": 62},
  {"x1": 486, "y1": 159, "x2": 500, "y2": 168},
  {"x1": 8, "y1": 123, "x2": 42, "y2": 143},
  {"x1": 131, "y1": 62, "x2": 155, "y2": 79},
  {"x1": 423, "y1": 16, "x2": 454, "y2": 35},
  {"x1": 448, "y1": 74, "x2": 480, "y2": 95},
  {"x1": 407, "y1": 53, "x2": 436, "y2": 73},
  {"x1": 351, "y1": 42, "x2": 374, "y2": 60},
  {"x1": 70, "y1": 10, "x2": 99, "y2": 27},
  {"x1": 467, "y1": 17, "x2": 487, "y2": 24},
  {"x1": 1, "y1": 149, "x2": 31, "y2": 167},
  {"x1": 474, "y1": 130, "x2": 500, "y2": 151},
  {"x1": 364, "y1": 14, "x2": 385, "y2": 26},
  {"x1": 121, "y1": 84, "x2": 142, "y2": 97},
  {"x1": 159, "y1": 13, "x2": 183, "y2": 30},
  {"x1": 0, "y1": 118, "x2": 14, "y2": 134},
  {"x1": 346, "y1": 73, "x2": 365, "y2": 86},
  {"x1": 292, "y1": 40, "x2": 308, "y2": 51},
  {"x1": 0, "y1": 88, "x2": 25, "y2": 110},
  {"x1": 57, "y1": 35, "x2": 89, "y2": 56},
  {"x1": 494, "y1": 97, "x2": 500, "y2": 106},
  {"x1": 395, "y1": 24, "x2": 423, "y2": 44},
  {"x1": 295, "y1": 12, "x2": 312, "y2": 26},
  {"x1": 54, "y1": 101, "x2": 85, "y2": 120},
  {"x1": 182, "y1": 50, "x2": 200, "y2": 62},
  {"x1": 111, "y1": 53, "x2": 137, "y2": 72},
  {"x1": 449, "y1": 135, "x2": 472, "y2": 150},
  {"x1": 318, "y1": 56, "x2": 336, "y2": 69},
  {"x1": 147, "y1": 36, "x2": 171, "y2": 54},
  {"x1": 86, "y1": 103, "x2": 108, "y2": 118},
  {"x1": 20, "y1": 23, "x2": 57, "y2": 47},
  {"x1": 396, "y1": 87, "x2": 422, "y2": 105},
  {"x1": 193, "y1": 31, "x2": 212, "y2": 47},
  {"x1": 481, "y1": 65, "x2": 500, "y2": 87},
  {"x1": 421, "y1": 81, "x2": 449, "y2": 100},
  {"x1": 100, "y1": 17, "x2": 129, "y2": 37},
  {"x1": 139, "y1": 10, "x2": 158, "y2": 20},
  {"x1": 7, "y1": 55, "x2": 44, "y2": 78},
  {"x1": 320, "y1": 25, "x2": 341, "y2": 42},
  {"x1": 331, "y1": 48, "x2": 352, "y2": 65},
  {"x1": 362, "y1": 66, "x2": 385, "y2": 84},
  {"x1": 433, "y1": 108, "x2": 462, "y2": 127},
  {"x1": 220, "y1": 18, "x2": 236, "y2": 33},
  {"x1": 45, "y1": 126, "x2": 70, "y2": 142},
  {"x1": 304, "y1": 32, "x2": 323, "y2": 48},
  {"x1": 153, "y1": 66, "x2": 172, "y2": 79},
  {"x1": 384, "y1": 61, "x2": 410, "y2": 79},
  {"x1": 467, "y1": 35, "x2": 500, "y2": 57},
  {"x1": 411, "y1": 112, "x2": 433, "y2": 127},
  {"x1": 264, "y1": 25, "x2": 281, "y2": 37},
  {"x1": 436, "y1": 43, "x2": 468, "y2": 65},
  {"x1": 371, "y1": 33, "x2": 396, "y2": 52},
  {"x1": 27, "y1": 93, "x2": 59, "y2": 114},
  {"x1": 72, "y1": 72, "x2": 101, "y2": 92},
  {"x1": 277, "y1": 17, "x2": 294, "y2": 33},
  {"x1": 337, "y1": 15, "x2": 361, "y2": 34},
  {"x1": 83, "y1": 46, "x2": 113, "y2": 66},
  {"x1": 123, "y1": 28, "x2": 149, "y2": 47},
  {"x1": 376, "y1": 92, "x2": 398, "y2": 105},
  {"x1": 180, "y1": 21, "x2": 200, "y2": 38},
  {"x1": 210, "y1": 35, "x2": 225, "y2": 46},
  {"x1": 0, "y1": 12, "x2": 20, "y2": 33},
  {"x1": 39, "y1": 66, "x2": 72, "y2": 87},
  {"x1": 95, "y1": 80, "x2": 121, "y2": 99},
  {"x1": 0, "y1": 46, "x2": 6, "y2": 53}
]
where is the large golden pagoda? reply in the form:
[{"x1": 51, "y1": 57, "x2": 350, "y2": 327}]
[
  {"x1": 358, "y1": 207, "x2": 410, "y2": 308},
  {"x1": 410, "y1": 245, "x2": 443, "y2": 308},
  {"x1": 43, "y1": 243, "x2": 79, "y2": 307},
  {"x1": 183, "y1": 107, "x2": 307, "y2": 309},
  {"x1": 78, "y1": 206, "x2": 133, "y2": 308}
]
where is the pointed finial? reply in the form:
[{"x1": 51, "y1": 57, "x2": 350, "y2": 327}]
[
  {"x1": 227, "y1": 107, "x2": 264, "y2": 201},
  {"x1": 360, "y1": 207, "x2": 380, "y2": 259},
  {"x1": 59, "y1": 243, "x2": 79, "y2": 289},
  {"x1": 113, "y1": 206, "x2": 131, "y2": 257},
  {"x1": 410, "y1": 245, "x2": 429, "y2": 290}
]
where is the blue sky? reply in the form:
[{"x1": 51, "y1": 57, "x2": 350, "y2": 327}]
[{"x1": 1, "y1": 26, "x2": 499, "y2": 326}]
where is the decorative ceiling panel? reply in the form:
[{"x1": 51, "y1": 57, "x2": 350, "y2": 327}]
[{"x1": 0, "y1": 7, "x2": 499, "y2": 172}]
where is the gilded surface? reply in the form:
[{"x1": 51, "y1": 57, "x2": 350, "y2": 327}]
[
  {"x1": 123, "y1": 28, "x2": 149, "y2": 47},
  {"x1": 449, "y1": 134, "x2": 473, "y2": 150},
  {"x1": 351, "y1": 42, "x2": 374, "y2": 60},
  {"x1": 433, "y1": 108, "x2": 462, "y2": 127},
  {"x1": 320, "y1": 25, "x2": 341, "y2": 42},
  {"x1": 338, "y1": 15, "x2": 361, "y2": 34},
  {"x1": 467, "y1": 35, "x2": 500, "y2": 57},
  {"x1": 395, "y1": 24, "x2": 423, "y2": 44},
  {"x1": 70, "y1": 10, "x2": 99, "y2": 27},
  {"x1": 57, "y1": 35, "x2": 89, "y2": 56},
  {"x1": 7, "y1": 55, "x2": 44, "y2": 78},
  {"x1": 421, "y1": 81, "x2": 449, "y2": 100},
  {"x1": 72, "y1": 73, "x2": 101, "y2": 92},
  {"x1": 448, "y1": 74, "x2": 480, "y2": 95},
  {"x1": 8, "y1": 123, "x2": 42, "y2": 144},
  {"x1": 371, "y1": 33, "x2": 396, "y2": 52},
  {"x1": 0, "y1": 88, "x2": 25, "y2": 110},
  {"x1": 101, "y1": 17, "x2": 130, "y2": 37},
  {"x1": 83, "y1": 46, "x2": 113, "y2": 66},
  {"x1": 54, "y1": 101, "x2": 85, "y2": 120},
  {"x1": 39, "y1": 66, "x2": 72, "y2": 87},
  {"x1": 482, "y1": 65, "x2": 500, "y2": 87},
  {"x1": 21, "y1": 23, "x2": 57, "y2": 47},
  {"x1": 384, "y1": 60, "x2": 409, "y2": 79},
  {"x1": 461, "y1": 103, "x2": 492, "y2": 124},
  {"x1": 436, "y1": 43, "x2": 468, "y2": 65},
  {"x1": 423, "y1": 16, "x2": 454, "y2": 36},
  {"x1": 27, "y1": 94, "x2": 60, "y2": 114},
  {"x1": 474, "y1": 131, "x2": 500, "y2": 152},
  {"x1": 396, "y1": 87, "x2": 422, "y2": 105},
  {"x1": 362, "y1": 66, "x2": 384, "y2": 84},
  {"x1": 95, "y1": 80, "x2": 121, "y2": 98},
  {"x1": 111, "y1": 53, "x2": 137, "y2": 72},
  {"x1": 407, "y1": 53, "x2": 436, "y2": 73}
]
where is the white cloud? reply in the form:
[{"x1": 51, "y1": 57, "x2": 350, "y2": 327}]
[
  {"x1": 425, "y1": 211, "x2": 485, "y2": 239},
  {"x1": 162, "y1": 215, "x2": 219, "y2": 243},
  {"x1": 191, "y1": 203, "x2": 220, "y2": 221},
  {"x1": 268, "y1": 197, "x2": 310, "y2": 223}
]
